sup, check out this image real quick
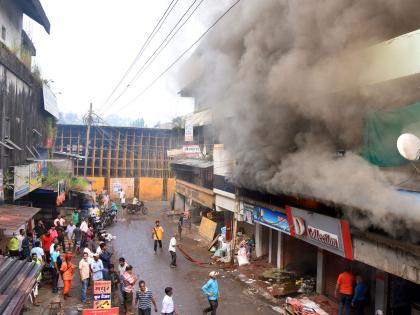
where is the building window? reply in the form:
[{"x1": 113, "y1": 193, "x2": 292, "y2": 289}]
[{"x1": 1, "y1": 26, "x2": 5, "y2": 41}]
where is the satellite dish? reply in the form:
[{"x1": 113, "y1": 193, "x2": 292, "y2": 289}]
[{"x1": 397, "y1": 133, "x2": 420, "y2": 161}]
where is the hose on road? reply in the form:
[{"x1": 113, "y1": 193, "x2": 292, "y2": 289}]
[{"x1": 177, "y1": 244, "x2": 212, "y2": 267}]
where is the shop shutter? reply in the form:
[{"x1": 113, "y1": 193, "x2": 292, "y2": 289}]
[{"x1": 324, "y1": 251, "x2": 348, "y2": 299}]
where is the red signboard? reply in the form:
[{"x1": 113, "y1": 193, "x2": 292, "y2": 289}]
[{"x1": 82, "y1": 308, "x2": 118, "y2": 315}]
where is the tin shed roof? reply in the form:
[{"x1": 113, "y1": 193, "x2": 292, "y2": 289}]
[{"x1": 0, "y1": 205, "x2": 41, "y2": 230}]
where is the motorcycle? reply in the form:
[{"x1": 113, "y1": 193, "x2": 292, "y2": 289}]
[{"x1": 122, "y1": 200, "x2": 148, "y2": 215}]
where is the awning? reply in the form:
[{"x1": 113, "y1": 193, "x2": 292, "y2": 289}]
[
  {"x1": 15, "y1": 0, "x2": 50, "y2": 34},
  {"x1": 170, "y1": 158, "x2": 213, "y2": 168},
  {"x1": 0, "y1": 257, "x2": 42, "y2": 315},
  {"x1": 0, "y1": 205, "x2": 41, "y2": 231}
]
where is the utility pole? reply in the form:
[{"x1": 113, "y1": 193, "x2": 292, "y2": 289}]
[{"x1": 84, "y1": 103, "x2": 93, "y2": 177}]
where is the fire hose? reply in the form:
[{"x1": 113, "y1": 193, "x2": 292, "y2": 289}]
[{"x1": 177, "y1": 244, "x2": 235, "y2": 269}]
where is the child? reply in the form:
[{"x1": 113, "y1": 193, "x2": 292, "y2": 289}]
[{"x1": 109, "y1": 264, "x2": 120, "y2": 306}]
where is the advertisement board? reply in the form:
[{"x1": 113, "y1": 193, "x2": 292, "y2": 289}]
[
  {"x1": 253, "y1": 206, "x2": 290, "y2": 234},
  {"x1": 238, "y1": 202, "x2": 255, "y2": 224},
  {"x1": 82, "y1": 308, "x2": 118, "y2": 315},
  {"x1": 286, "y1": 206, "x2": 353, "y2": 259},
  {"x1": 29, "y1": 162, "x2": 42, "y2": 192},
  {"x1": 13, "y1": 165, "x2": 30, "y2": 200},
  {"x1": 93, "y1": 281, "x2": 111, "y2": 309}
]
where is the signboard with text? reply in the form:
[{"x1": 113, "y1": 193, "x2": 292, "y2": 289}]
[
  {"x1": 93, "y1": 281, "x2": 111, "y2": 309},
  {"x1": 252, "y1": 206, "x2": 290, "y2": 234},
  {"x1": 13, "y1": 165, "x2": 30, "y2": 200},
  {"x1": 82, "y1": 308, "x2": 118, "y2": 315},
  {"x1": 286, "y1": 206, "x2": 353, "y2": 259}
]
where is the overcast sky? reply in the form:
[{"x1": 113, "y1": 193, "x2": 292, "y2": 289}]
[{"x1": 25, "y1": 0, "x2": 213, "y2": 126}]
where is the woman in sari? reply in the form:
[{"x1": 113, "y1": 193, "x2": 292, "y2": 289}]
[{"x1": 60, "y1": 253, "x2": 75, "y2": 298}]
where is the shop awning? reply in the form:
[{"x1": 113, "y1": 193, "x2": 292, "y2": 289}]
[
  {"x1": 171, "y1": 158, "x2": 213, "y2": 169},
  {"x1": 0, "y1": 205, "x2": 41, "y2": 231},
  {"x1": 0, "y1": 257, "x2": 43, "y2": 315}
]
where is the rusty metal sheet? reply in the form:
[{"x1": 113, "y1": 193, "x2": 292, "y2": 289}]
[{"x1": 0, "y1": 205, "x2": 41, "y2": 230}]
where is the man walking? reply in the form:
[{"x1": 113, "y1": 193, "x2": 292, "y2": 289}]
[
  {"x1": 335, "y1": 266, "x2": 355, "y2": 315},
  {"x1": 99, "y1": 243, "x2": 113, "y2": 280},
  {"x1": 202, "y1": 271, "x2": 220, "y2": 315},
  {"x1": 118, "y1": 257, "x2": 129, "y2": 306},
  {"x1": 168, "y1": 233, "x2": 177, "y2": 268},
  {"x1": 136, "y1": 280, "x2": 158, "y2": 315},
  {"x1": 51, "y1": 244, "x2": 61, "y2": 293},
  {"x1": 122, "y1": 265, "x2": 138, "y2": 315},
  {"x1": 90, "y1": 253, "x2": 104, "y2": 282},
  {"x1": 79, "y1": 251, "x2": 90, "y2": 303},
  {"x1": 152, "y1": 220, "x2": 164, "y2": 253},
  {"x1": 65, "y1": 221, "x2": 76, "y2": 252},
  {"x1": 73, "y1": 224, "x2": 83, "y2": 254},
  {"x1": 177, "y1": 216, "x2": 183, "y2": 240},
  {"x1": 161, "y1": 287, "x2": 178, "y2": 315}
]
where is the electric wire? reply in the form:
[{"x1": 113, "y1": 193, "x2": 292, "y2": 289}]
[
  {"x1": 99, "y1": 0, "x2": 179, "y2": 114},
  {"x1": 105, "y1": 0, "x2": 243, "y2": 116},
  {"x1": 102, "y1": 0, "x2": 205, "y2": 116}
]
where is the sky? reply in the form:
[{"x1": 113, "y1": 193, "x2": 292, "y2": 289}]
[{"x1": 24, "y1": 0, "x2": 211, "y2": 126}]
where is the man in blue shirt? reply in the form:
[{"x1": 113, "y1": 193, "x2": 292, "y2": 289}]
[
  {"x1": 90, "y1": 253, "x2": 104, "y2": 281},
  {"x1": 50, "y1": 244, "x2": 61, "y2": 293},
  {"x1": 202, "y1": 271, "x2": 220, "y2": 315},
  {"x1": 351, "y1": 275, "x2": 368, "y2": 315}
]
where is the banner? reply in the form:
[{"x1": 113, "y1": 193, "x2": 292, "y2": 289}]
[
  {"x1": 93, "y1": 281, "x2": 111, "y2": 309},
  {"x1": 185, "y1": 118, "x2": 193, "y2": 142},
  {"x1": 29, "y1": 162, "x2": 42, "y2": 192},
  {"x1": 13, "y1": 165, "x2": 30, "y2": 200},
  {"x1": 82, "y1": 308, "x2": 118, "y2": 315},
  {"x1": 253, "y1": 206, "x2": 290, "y2": 234}
]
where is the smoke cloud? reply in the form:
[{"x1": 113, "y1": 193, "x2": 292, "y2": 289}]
[{"x1": 178, "y1": 0, "x2": 420, "y2": 240}]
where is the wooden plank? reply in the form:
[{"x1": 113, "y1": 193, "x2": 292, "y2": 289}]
[
  {"x1": 130, "y1": 131, "x2": 136, "y2": 177},
  {"x1": 107, "y1": 132, "x2": 112, "y2": 178},
  {"x1": 138, "y1": 132, "x2": 143, "y2": 177},
  {"x1": 114, "y1": 131, "x2": 120, "y2": 177},
  {"x1": 76, "y1": 133, "x2": 80, "y2": 175},
  {"x1": 99, "y1": 131, "x2": 104, "y2": 177},
  {"x1": 122, "y1": 131, "x2": 128, "y2": 177},
  {"x1": 91, "y1": 131, "x2": 97, "y2": 176}
]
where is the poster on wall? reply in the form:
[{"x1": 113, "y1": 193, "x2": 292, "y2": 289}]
[
  {"x1": 253, "y1": 206, "x2": 290, "y2": 234},
  {"x1": 112, "y1": 182, "x2": 121, "y2": 193},
  {"x1": 13, "y1": 165, "x2": 30, "y2": 200},
  {"x1": 29, "y1": 162, "x2": 42, "y2": 192},
  {"x1": 93, "y1": 281, "x2": 111, "y2": 309},
  {"x1": 239, "y1": 202, "x2": 255, "y2": 224},
  {"x1": 0, "y1": 169, "x2": 4, "y2": 204}
]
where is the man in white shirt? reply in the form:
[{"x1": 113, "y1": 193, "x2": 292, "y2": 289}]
[
  {"x1": 65, "y1": 222, "x2": 76, "y2": 252},
  {"x1": 54, "y1": 215, "x2": 65, "y2": 227},
  {"x1": 90, "y1": 253, "x2": 104, "y2": 281},
  {"x1": 80, "y1": 218, "x2": 89, "y2": 233},
  {"x1": 119, "y1": 189, "x2": 125, "y2": 204},
  {"x1": 79, "y1": 252, "x2": 90, "y2": 303},
  {"x1": 30, "y1": 241, "x2": 45, "y2": 261},
  {"x1": 50, "y1": 238, "x2": 58, "y2": 255},
  {"x1": 118, "y1": 257, "x2": 129, "y2": 306},
  {"x1": 168, "y1": 233, "x2": 177, "y2": 268},
  {"x1": 161, "y1": 287, "x2": 177, "y2": 315}
]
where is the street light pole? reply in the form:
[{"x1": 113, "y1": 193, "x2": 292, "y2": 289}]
[{"x1": 84, "y1": 103, "x2": 93, "y2": 177}]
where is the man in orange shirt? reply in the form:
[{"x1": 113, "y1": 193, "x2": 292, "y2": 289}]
[{"x1": 335, "y1": 266, "x2": 355, "y2": 315}]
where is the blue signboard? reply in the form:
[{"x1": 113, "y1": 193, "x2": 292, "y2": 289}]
[{"x1": 253, "y1": 206, "x2": 290, "y2": 234}]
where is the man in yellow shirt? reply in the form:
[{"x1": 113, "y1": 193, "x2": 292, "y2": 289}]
[
  {"x1": 152, "y1": 220, "x2": 164, "y2": 253},
  {"x1": 7, "y1": 234, "x2": 20, "y2": 257}
]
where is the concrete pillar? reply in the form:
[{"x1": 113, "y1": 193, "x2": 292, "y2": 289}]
[
  {"x1": 277, "y1": 231, "x2": 283, "y2": 269},
  {"x1": 316, "y1": 249, "x2": 325, "y2": 294},
  {"x1": 268, "y1": 228, "x2": 273, "y2": 263},
  {"x1": 374, "y1": 271, "x2": 387, "y2": 313},
  {"x1": 255, "y1": 223, "x2": 263, "y2": 258}
]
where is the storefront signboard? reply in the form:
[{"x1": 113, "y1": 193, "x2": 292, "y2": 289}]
[
  {"x1": 29, "y1": 162, "x2": 42, "y2": 192},
  {"x1": 93, "y1": 281, "x2": 112, "y2": 309},
  {"x1": 286, "y1": 206, "x2": 353, "y2": 259},
  {"x1": 239, "y1": 202, "x2": 255, "y2": 224},
  {"x1": 82, "y1": 308, "x2": 118, "y2": 315},
  {"x1": 13, "y1": 165, "x2": 30, "y2": 200},
  {"x1": 253, "y1": 206, "x2": 290, "y2": 234},
  {"x1": 176, "y1": 180, "x2": 214, "y2": 209}
]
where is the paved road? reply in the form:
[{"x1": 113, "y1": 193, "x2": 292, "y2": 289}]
[{"x1": 108, "y1": 201, "x2": 278, "y2": 315}]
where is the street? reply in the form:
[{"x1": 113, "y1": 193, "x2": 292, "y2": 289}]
[{"x1": 109, "y1": 201, "x2": 278, "y2": 315}]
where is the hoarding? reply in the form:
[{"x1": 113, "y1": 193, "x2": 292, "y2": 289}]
[
  {"x1": 286, "y1": 206, "x2": 353, "y2": 259},
  {"x1": 29, "y1": 162, "x2": 42, "y2": 192},
  {"x1": 13, "y1": 165, "x2": 30, "y2": 200},
  {"x1": 93, "y1": 281, "x2": 111, "y2": 309},
  {"x1": 252, "y1": 206, "x2": 290, "y2": 234},
  {"x1": 82, "y1": 308, "x2": 118, "y2": 315}
]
